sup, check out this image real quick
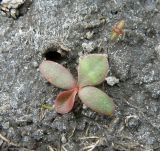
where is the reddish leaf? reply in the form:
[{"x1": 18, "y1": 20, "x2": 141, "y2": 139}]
[
  {"x1": 78, "y1": 54, "x2": 109, "y2": 87},
  {"x1": 78, "y1": 86, "x2": 115, "y2": 115},
  {"x1": 39, "y1": 61, "x2": 76, "y2": 89},
  {"x1": 111, "y1": 20, "x2": 125, "y2": 41},
  {"x1": 55, "y1": 89, "x2": 78, "y2": 114}
]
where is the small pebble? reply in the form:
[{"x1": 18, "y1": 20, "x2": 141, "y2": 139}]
[
  {"x1": 24, "y1": 66, "x2": 28, "y2": 70},
  {"x1": 125, "y1": 115, "x2": 140, "y2": 130},
  {"x1": 82, "y1": 104, "x2": 87, "y2": 109},
  {"x1": 61, "y1": 134, "x2": 67, "y2": 144},
  {"x1": 83, "y1": 18, "x2": 106, "y2": 29},
  {"x1": 0, "y1": 0, "x2": 25, "y2": 9},
  {"x1": 128, "y1": 118, "x2": 139, "y2": 129},
  {"x1": 82, "y1": 42, "x2": 95, "y2": 52},
  {"x1": 2, "y1": 121, "x2": 9, "y2": 129},
  {"x1": 155, "y1": 43, "x2": 160, "y2": 60},
  {"x1": 86, "y1": 31, "x2": 94, "y2": 39},
  {"x1": 32, "y1": 61, "x2": 39, "y2": 68},
  {"x1": 105, "y1": 76, "x2": 119, "y2": 86},
  {"x1": 8, "y1": 127, "x2": 15, "y2": 135},
  {"x1": 0, "y1": 0, "x2": 25, "y2": 18}
]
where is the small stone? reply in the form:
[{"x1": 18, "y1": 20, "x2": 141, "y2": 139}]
[
  {"x1": 0, "y1": 0, "x2": 25, "y2": 9},
  {"x1": 0, "y1": 0, "x2": 25, "y2": 18},
  {"x1": 32, "y1": 129, "x2": 44, "y2": 141},
  {"x1": 8, "y1": 127, "x2": 15, "y2": 135},
  {"x1": 83, "y1": 18, "x2": 106, "y2": 29},
  {"x1": 128, "y1": 118, "x2": 139, "y2": 129},
  {"x1": 82, "y1": 42, "x2": 95, "y2": 52},
  {"x1": 24, "y1": 66, "x2": 28, "y2": 70},
  {"x1": 61, "y1": 134, "x2": 67, "y2": 144},
  {"x1": 125, "y1": 115, "x2": 140, "y2": 130},
  {"x1": 32, "y1": 61, "x2": 39, "y2": 68},
  {"x1": 2, "y1": 121, "x2": 9, "y2": 129},
  {"x1": 82, "y1": 104, "x2": 87, "y2": 109},
  {"x1": 7, "y1": 127, "x2": 16, "y2": 138},
  {"x1": 155, "y1": 43, "x2": 160, "y2": 60},
  {"x1": 10, "y1": 8, "x2": 19, "y2": 19},
  {"x1": 105, "y1": 76, "x2": 119, "y2": 86},
  {"x1": 86, "y1": 31, "x2": 94, "y2": 39}
]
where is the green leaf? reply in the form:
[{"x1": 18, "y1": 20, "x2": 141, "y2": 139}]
[
  {"x1": 78, "y1": 86, "x2": 115, "y2": 115},
  {"x1": 78, "y1": 54, "x2": 109, "y2": 87},
  {"x1": 55, "y1": 89, "x2": 77, "y2": 114},
  {"x1": 41, "y1": 104, "x2": 54, "y2": 110},
  {"x1": 39, "y1": 61, "x2": 76, "y2": 89}
]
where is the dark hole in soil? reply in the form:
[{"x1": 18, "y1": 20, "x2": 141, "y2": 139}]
[
  {"x1": 44, "y1": 50, "x2": 64, "y2": 62},
  {"x1": 111, "y1": 10, "x2": 118, "y2": 15},
  {"x1": 19, "y1": 0, "x2": 32, "y2": 16}
]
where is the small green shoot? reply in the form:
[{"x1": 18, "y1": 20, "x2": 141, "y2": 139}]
[
  {"x1": 111, "y1": 20, "x2": 125, "y2": 41},
  {"x1": 39, "y1": 54, "x2": 115, "y2": 115},
  {"x1": 41, "y1": 104, "x2": 54, "y2": 110}
]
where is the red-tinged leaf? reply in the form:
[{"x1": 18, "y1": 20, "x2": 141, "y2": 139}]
[
  {"x1": 55, "y1": 89, "x2": 78, "y2": 114},
  {"x1": 78, "y1": 54, "x2": 109, "y2": 87},
  {"x1": 78, "y1": 86, "x2": 115, "y2": 115},
  {"x1": 111, "y1": 20, "x2": 125, "y2": 41},
  {"x1": 39, "y1": 60, "x2": 76, "y2": 89}
]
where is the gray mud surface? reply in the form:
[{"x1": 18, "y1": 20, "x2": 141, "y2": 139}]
[{"x1": 0, "y1": 0, "x2": 160, "y2": 151}]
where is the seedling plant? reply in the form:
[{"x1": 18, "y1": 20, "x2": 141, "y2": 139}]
[
  {"x1": 39, "y1": 54, "x2": 115, "y2": 115},
  {"x1": 111, "y1": 20, "x2": 125, "y2": 41}
]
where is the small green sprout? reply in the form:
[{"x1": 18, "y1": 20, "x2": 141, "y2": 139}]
[
  {"x1": 111, "y1": 20, "x2": 125, "y2": 41},
  {"x1": 41, "y1": 104, "x2": 54, "y2": 110},
  {"x1": 39, "y1": 54, "x2": 115, "y2": 115}
]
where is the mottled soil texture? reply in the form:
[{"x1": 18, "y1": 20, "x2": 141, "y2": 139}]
[{"x1": 0, "y1": 0, "x2": 160, "y2": 151}]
